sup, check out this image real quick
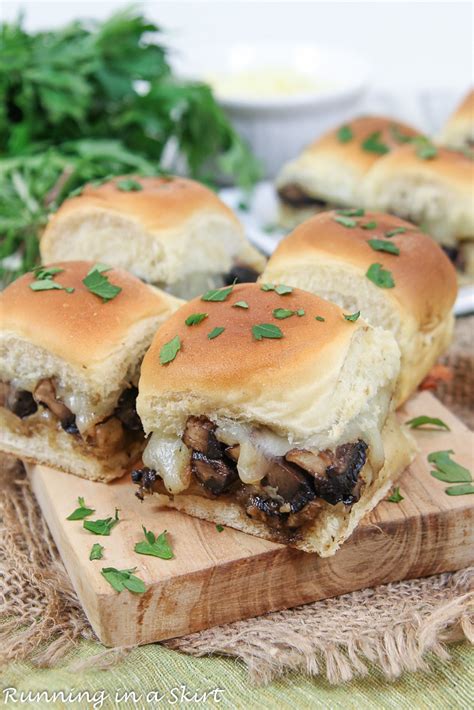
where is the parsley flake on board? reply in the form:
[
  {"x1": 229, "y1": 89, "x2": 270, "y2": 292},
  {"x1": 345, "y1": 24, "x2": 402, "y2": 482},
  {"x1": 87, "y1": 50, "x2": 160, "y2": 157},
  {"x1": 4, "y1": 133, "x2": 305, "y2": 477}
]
[
  {"x1": 83, "y1": 509, "x2": 119, "y2": 536},
  {"x1": 66, "y1": 496, "x2": 95, "y2": 521},
  {"x1": 336, "y1": 208, "x2": 365, "y2": 217},
  {"x1": 82, "y1": 264, "x2": 121, "y2": 302},
  {"x1": 216, "y1": 524, "x2": 224, "y2": 532},
  {"x1": 445, "y1": 483, "x2": 474, "y2": 496},
  {"x1": 385, "y1": 227, "x2": 407, "y2": 238},
  {"x1": 134, "y1": 527, "x2": 174, "y2": 559},
  {"x1": 116, "y1": 178, "x2": 143, "y2": 192},
  {"x1": 89, "y1": 543, "x2": 104, "y2": 561},
  {"x1": 361, "y1": 221, "x2": 377, "y2": 230},
  {"x1": 185, "y1": 313, "x2": 208, "y2": 326},
  {"x1": 334, "y1": 215, "x2": 357, "y2": 228},
  {"x1": 366, "y1": 263, "x2": 395, "y2": 288},
  {"x1": 428, "y1": 450, "x2": 471, "y2": 483},
  {"x1": 252, "y1": 323, "x2": 283, "y2": 340},
  {"x1": 406, "y1": 416, "x2": 450, "y2": 431},
  {"x1": 361, "y1": 131, "x2": 389, "y2": 155},
  {"x1": 101, "y1": 567, "x2": 147, "y2": 594},
  {"x1": 367, "y1": 239, "x2": 400, "y2": 256},
  {"x1": 344, "y1": 311, "x2": 360, "y2": 322},
  {"x1": 201, "y1": 285, "x2": 233, "y2": 302},
  {"x1": 208, "y1": 326, "x2": 225, "y2": 340},
  {"x1": 387, "y1": 487, "x2": 404, "y2": 503},
  {"x1": 337, "y1": 125, "x2": 353, "y2": 143},
  {"x1": 159, "y1": 335, "x2": 181, "y2": 365},
  {"x1": 233, "y1": 300, "x2": 249, "y2": 309}
]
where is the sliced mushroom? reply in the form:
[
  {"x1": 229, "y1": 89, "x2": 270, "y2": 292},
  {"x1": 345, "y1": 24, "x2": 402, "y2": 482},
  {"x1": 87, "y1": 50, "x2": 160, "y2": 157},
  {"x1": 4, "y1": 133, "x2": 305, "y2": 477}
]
[
  {"x1": 264, "y1": 459, "x2": 316, "y2": 513},
  {"x1": 85, "y1": 417, "x2": 125, "y2": 452},
  {"x1": 191, "y1": 451, "x2": 238, "y2": 495},
  {"x1": 33, "y1": 379, "x2": 74, "y2": 425},
  {"x1": 115, "y1": 386, "x2": 143, "y2": 432},
  {"x1": 5, "y1": 385, "x2": 38, "y2": 418},
  {"x1": 182, "y1": 416, "x2": 223, "y2": 459},
  {"x1": 225, "y1": 444, "x2": 240, "y2": 462},
  {"x1": 131, "y1": 467, "x2": 157, "y2": 500},
  {"x1": 277, "y1": 184, "x2": 328, "y2": 208}
]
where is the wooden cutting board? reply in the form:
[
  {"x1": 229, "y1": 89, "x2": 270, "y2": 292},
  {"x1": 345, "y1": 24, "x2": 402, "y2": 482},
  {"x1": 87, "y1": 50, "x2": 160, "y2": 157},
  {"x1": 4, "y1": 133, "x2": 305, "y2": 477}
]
[{"x1": 28, "y1": 392, "x2": 474, "y2": 647}]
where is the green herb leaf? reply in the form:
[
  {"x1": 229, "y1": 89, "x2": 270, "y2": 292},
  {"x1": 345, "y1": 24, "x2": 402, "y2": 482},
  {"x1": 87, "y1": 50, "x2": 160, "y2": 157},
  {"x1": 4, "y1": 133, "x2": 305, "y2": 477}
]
[
  {"x1": 252, "y1": 323, "x2": 284, "y2": 340},
  {"x1": 30, "y1": 280, "x2": 66, "y2": 292},
  {"x1": 89, "y1": 543, "x2": 104, "y2": 561},
  {"x1": 208, "y1": 326, "x2": 225, "y2": 340},
  {"x1": 32, "y1": 265, "x2": 64, "y2": 280},
  {"x1": 238, "y1": 199, "x2": 249, "y2": 212},
  {"x1": 344, "y1": 311, "x2": 360, "y2": 322},
  {"x1": 216, "y1": 524, "x2": 224, "y2": 532},
  {"x1": 445, "y1": 483, "x2": 474, "y2": 496},
  {"x1": 406, "y1": 416, "x2": 450, "y2": 431},
  {"x1": 361, "y1": 131, "x2": 389, "y2": 155},
  {"x1": 296, "y1": 309, "x2": 305, "y2": 316},
  {"x1": 101, "y1": 567, "x2": 146, "y2": 594},
  {"x1": 233, "y1": 300, "x2": 249, "y2": 309},
  {"x1": 334, "y1": 216, "x2": 357, "y2": 228},
  {"x1": 415, "y1": 140, "x2": 438, "y2": 160},
  {"x1": 82, "y1": 268, "x2": 121, "y2": 302},
  {"x1": 116, "y1": 178, "x2": 143, "y2": 192},
  {"x1": 67, "y1": 496, "x2": 95, "y2": 521},
  {"x1": 185, "y1": 313, "x2": 208, "y2": 326},
  {"x1": 134, "y1": 527, "x2": 174, "y2": 559},
  {"x1": 273, "y1": 308, "x2": 295, "y2": 320},
  {"x1": 337, "y1": 125, "x2": 353, "y2": 143},
  {"x1": 390, "y1": 125, "x2": 414, "y2": 144},
  {"x1": 159, "y1": 335, "x2": 181, "y2": 365},
  {"x1": 83, "y1": 509, "x2": 119, "y2": 536},
  {"x1": 314, "y1": 315, "x2": 326, "y2": 322},
  {"x1": 428, "y1": 451, "x2": 471, "y2": 483},
  {"x1": 367, "y1": 239, "x2": 400, "y2": 255},
  {"x1": 385, "y1": 227, "x2": 407, "y2": 238},
  {"x1": 261, "y1": 283, "x2": 275, "y2": 291},
  {"x1": 387, "y1": 487, "x2": 404, "y2": 503},
  {"x1": 336, "y1": 208, "x2": 365, "y2": 217},
  {"x1": 361, "y1": 221, "x2": 377, "y2": 230},
  {"x1": 275, "y1": 284, "x2": 293, "y2": 295},
  {"x1": 201, "y1": 285, "x2": 233, "y2": 302},
  {"x1": 366, "y1": 263, "x2": 395, "y2": 288},
  {"x1": 87, "y1": 263, "x2": 111, "y2": 275}
]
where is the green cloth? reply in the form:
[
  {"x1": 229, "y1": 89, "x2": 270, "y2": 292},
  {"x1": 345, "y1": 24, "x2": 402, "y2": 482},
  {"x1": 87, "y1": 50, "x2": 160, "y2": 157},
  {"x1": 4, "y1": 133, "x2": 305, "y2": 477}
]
[{"x1": 1, "y1": 642, "x2": 472, "y2": 709}]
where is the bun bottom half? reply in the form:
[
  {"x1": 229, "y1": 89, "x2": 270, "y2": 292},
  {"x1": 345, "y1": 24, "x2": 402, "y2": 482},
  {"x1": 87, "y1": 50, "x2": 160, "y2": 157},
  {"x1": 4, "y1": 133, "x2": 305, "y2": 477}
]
[{"x1": 147, "y1": 414, "x2": 416, "y2": 556}]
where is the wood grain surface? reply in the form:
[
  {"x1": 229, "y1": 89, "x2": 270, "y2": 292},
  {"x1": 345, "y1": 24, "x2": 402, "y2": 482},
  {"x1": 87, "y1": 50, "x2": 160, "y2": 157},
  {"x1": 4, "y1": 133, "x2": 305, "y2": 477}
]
[{"x1": 28, "y1": 392, "x2": 474, "y2": 647}]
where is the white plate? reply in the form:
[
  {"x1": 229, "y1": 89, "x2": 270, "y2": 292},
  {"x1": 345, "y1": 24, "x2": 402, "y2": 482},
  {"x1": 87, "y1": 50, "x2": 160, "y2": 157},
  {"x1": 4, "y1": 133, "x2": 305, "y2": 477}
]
[{"x1": 220, "y1": 181, "x2": 474, "y2": 317}]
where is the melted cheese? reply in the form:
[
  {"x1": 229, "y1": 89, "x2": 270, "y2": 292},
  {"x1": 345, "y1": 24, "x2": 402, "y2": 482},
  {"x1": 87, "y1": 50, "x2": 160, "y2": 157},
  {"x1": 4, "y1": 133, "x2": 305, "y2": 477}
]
[{"x1": 143, "y1": 433, "x2": 191, "y2": 494}]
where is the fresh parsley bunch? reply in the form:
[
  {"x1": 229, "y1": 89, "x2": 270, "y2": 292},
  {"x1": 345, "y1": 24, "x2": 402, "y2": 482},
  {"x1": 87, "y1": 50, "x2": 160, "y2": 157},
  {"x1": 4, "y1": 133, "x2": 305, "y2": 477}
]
[{"x1": 0, "y1": 7, "x2": 260, "y2": 282}]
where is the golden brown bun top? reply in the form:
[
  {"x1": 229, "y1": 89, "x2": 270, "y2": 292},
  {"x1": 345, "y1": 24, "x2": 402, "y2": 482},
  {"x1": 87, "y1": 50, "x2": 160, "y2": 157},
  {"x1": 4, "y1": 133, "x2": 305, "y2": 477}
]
[
  {"x1": 1, "y1": 261, "x2": 175, "y2": 366},
  {"x1": 140, "y1": 283, "x2": 363, "y2": 397},
  {"x1": 269, "y1": 211, "x2": 457, "y2": 327},
  {"x1": 446, "y1": 89, "x2": 474, "y2": 127},
  {"x1": 49, "y1": 176, "x2": 241, "y2": 233},
  {"x1": 304, "y1": 115, "x2": 420, "y2": 168}
]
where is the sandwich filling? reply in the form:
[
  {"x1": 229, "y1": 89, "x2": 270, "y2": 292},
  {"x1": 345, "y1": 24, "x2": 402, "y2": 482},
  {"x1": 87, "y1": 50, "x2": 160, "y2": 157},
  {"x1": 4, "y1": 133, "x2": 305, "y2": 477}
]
[
  {"x1": 0, "y1": 379, "x2": 144, "y2": 462},
  {"x1": 163, "y1": 262, "x2": 260, "y2": 300},
  {"x1": 277, "y1": 183, "x2": 333, "y2": 212},
  {"x1": 132, "y1": 415, "x2": 375, "y2": 537}
]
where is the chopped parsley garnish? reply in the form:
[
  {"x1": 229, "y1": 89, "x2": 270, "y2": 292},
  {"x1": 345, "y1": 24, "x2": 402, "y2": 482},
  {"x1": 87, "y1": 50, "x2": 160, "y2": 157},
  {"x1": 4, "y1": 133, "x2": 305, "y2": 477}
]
[
  {"x1": 336, "y1": 208, "x2": 365, "y2": 217},
  {"x1": 366, "y1": 263, "x2": 395, "y2": 288},
  {"x1": 83, "y1": 509, "x2": 119, "y2": 536},
  {"x1": 385, "y1": 227, "x2": 407, "y2": 237},
  {"x1": 334, "y1": 215, "x2": 357, "y2": 228},
  {"x1": 252, "y1": 323, "x2": 283, "y2": 340},
  {"x1": 134, "y1": 527, "x2": 174, "y2": 559},
  {"x1": 201, "y1": 285, "x2": 233, "y2": 302},
  {"x1": 101, "y1": 567, "x2": 146, "y2": 594},
  {"x1": 445, "y1": 483, "x2": 474, "y2": 496},
  {"x1": 32, "y1": 265, "x2": 64, "y2": 279},
  {"x1": 367, "y1": 239, "x2": 400, "y2": 256},
  {"x1": 337, "y1": 125, "x2": 353, "y2": 143},
  {"x1": 89, "y1": 543, "x2": 104, "y2": 561},
  {"x1": 273, "y1": 308, "x2": 295, "y2": 319},
  {"x1": 296, "y1": 309, "x2": 305, "y2": 316},
  {"x1": 208, "y1": 326, "x2": 225, "y2": 340},
  {"x1": 260, "y1": 283, "x2": 293, "y2": 295},
  {"x1": 233, "y1": 300, "x2": 249, "y2": 309},
  {"x1": 216, "y1": 524, "x2": 224, "y2": 532},
  {"x1": 406, "y1": 416, "x2": 450, "y2": 431},
  {"x1": 159, "y1": 335, "x2": 181, "y2": 365},
  {"x1": 387, "y1": 487, "x2": 404, "y2": 503},
  {"x1": 66, "y1": 496, "x2": 95, "y2": 521},
  {"x1": 415, "y1": 139, "x2": 438, "y2": 160},
  {"x1": 314, "y1": 315, "x2": 326, "y2": 322},
  {"x1": 344, "y1": 311, "x2": 360, "y2": 322},
  {"x1": 361, "y1": 131, "x2": 389, "y2": 155},
  {"x1": 82, "y1": 264, "x2": 121, "y2": 302},
  {"x1": 30, "y1": 265, "x2": 74, "y2": 293},
  {"x1": 361, "y1": 221, "x2": 377, "y2": 230},
  {"x1": 428, "y1": 450, "x2": 471, "y2": 483},
  {"x1": 185, "y1": 313, "x2": 208, "y2": 326},
  {"x1": 238, "y1": 199, "x2": 250, "y2": 212},
  {"x1": 390, "y1": 125, "x2": 414, "y2": 144},
  {"x1": 116, "y1": 178, "x2": 143, "y2": 192}
]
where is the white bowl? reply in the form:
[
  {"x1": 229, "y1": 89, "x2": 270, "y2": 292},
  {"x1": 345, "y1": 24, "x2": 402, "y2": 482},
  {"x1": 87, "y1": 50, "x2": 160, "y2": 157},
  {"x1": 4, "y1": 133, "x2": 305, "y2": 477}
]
[{"x1": 174, "y1": 42, "x2": 370, "y2": 178}]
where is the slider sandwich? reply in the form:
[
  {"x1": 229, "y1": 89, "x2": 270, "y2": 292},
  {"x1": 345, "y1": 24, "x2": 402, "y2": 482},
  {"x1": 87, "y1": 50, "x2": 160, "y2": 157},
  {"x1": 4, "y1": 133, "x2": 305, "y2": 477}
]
[
  {"x1": 261, "y1": 210, "x2": 457, "y2": 405},
  {"x1": 362, "y1": 144, "x2": 474, "y2": 274},
  {"x1": 0, "y1": 261, "x2": 181, "y2": 481},
  {"x1": 40, "y1": 176, "x2": 266, "y2": 299},
  {"x1": 275, "y1": 116, "x2": 420, "y2": 229},
  {"x1": 132, "y1": 283, "x2": 415, "y2": 556},
  {"x1": 438, "y1": 89, "x2": 474, "y2": 151}
]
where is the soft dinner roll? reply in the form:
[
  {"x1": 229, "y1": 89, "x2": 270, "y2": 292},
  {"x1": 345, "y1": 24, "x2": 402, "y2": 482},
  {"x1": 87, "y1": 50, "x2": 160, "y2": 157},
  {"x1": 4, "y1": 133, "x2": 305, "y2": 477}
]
[
  {"x1": 262, "y1": 210, "x2": 457, "y2": 405},
  {"x1": 132, "y1": 283, "x2": 415, "y2": 556},
  {"x1": 438, "y1": 89, "x2": 474, "y2": 151},
  {"x1": 362, "y1": 145, "x2": 474, "y2": 251},
  {"x1": 0, "y1": 261, "x2": 181, "y2": 482},
  {"x1": 275, "y1": 116, "x2": 420, "y2": 229},
  {"x1": 40, "y1": 176, "x2": 266, "y2": 299}
]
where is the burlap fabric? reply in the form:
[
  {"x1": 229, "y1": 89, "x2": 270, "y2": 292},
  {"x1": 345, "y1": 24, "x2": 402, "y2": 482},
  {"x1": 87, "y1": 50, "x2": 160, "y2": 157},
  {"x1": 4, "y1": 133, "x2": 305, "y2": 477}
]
[{"x1": 0, "y1": 319, "x2": 472, "y2": 684}]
